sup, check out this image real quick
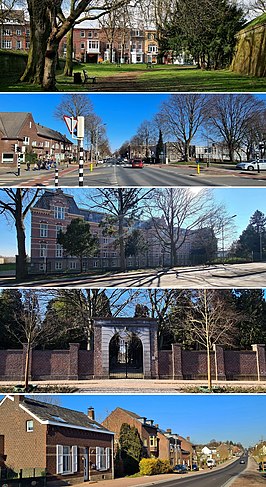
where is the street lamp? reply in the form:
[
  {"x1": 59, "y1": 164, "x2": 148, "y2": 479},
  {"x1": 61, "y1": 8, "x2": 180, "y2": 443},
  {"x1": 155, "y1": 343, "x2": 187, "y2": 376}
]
[{"x1": 221, "y1": 214, "x2": 237, "y2": 265}]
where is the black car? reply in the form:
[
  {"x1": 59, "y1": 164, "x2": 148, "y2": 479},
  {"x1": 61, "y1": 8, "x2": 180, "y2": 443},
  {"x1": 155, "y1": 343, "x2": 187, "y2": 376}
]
[
  {"x1": 192, "y1": 464, "x2": 199, "y2": 471},
  {"x1": 173, "y1": 464, "x2": 188, "y2": 474}
]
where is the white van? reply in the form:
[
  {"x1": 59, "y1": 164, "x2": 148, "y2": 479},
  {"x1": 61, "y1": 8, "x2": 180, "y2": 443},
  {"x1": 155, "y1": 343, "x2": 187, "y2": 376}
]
[{"x1": 206, "y1": 459, "x2": 216, "y2": 468}]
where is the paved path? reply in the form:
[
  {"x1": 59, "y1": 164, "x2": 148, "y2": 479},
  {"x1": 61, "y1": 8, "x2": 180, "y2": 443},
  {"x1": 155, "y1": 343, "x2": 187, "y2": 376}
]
[
  {"x1": 3, "y1": 263, "x2": 266, "y2": 288},
  {"x1": 231, "y1": 457, "x2": 264, "y2": 486},
  {"x1": 1, "y1": 379, "x2": 266, "y2": 394}
]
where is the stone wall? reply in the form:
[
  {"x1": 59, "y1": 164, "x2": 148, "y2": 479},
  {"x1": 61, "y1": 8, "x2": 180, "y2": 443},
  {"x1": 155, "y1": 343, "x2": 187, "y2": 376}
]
[
  {"x1": 231, "y1": 18, "x2": 266, "y2": 77},
  {"x1": 0, "y1": 343, "x2": 265, "y2": 381}
]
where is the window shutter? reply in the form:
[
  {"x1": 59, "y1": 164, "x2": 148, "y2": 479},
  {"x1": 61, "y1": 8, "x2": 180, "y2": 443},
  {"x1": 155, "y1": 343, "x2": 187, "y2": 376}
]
[
  {"x1": 56, "y1": 445, "x2": 63, "y2": 474},
  {"x1": 106, "y1": 447, "x2": 111, "y2": 470},
  {"x1": 96, "y1": 447, "x2": 101, "y2": 470},
  {"x1": 72, "y1": 445, "x2": 78, "y2": 473}
]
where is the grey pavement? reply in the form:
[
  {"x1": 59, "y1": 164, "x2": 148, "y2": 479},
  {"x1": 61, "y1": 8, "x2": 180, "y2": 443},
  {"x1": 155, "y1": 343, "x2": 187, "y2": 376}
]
[
  {"x1": 1, "y1": 379, "x2": 265, "y2": 393},
  {"x1": 3, "y1": 262, "x2": 266, "y2": 288},
  {"x1": 1, "y1": 163, "x2": 266, "y2": 187}
]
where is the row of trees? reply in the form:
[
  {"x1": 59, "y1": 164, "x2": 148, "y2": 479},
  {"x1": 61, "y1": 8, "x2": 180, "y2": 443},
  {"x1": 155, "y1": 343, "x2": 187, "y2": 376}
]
[
  {"x1": 1, "y1": 288, "x2": 265, "y2": 388},
  {"x1": 230, "y1": 210, "x2": 266, "y2": 260},
  {"x1": 118, "y1": 94, "x2": 266, "y2": 163},
  {"x1": 0, "y1": 187, "x2": 234, "y2": 280}
]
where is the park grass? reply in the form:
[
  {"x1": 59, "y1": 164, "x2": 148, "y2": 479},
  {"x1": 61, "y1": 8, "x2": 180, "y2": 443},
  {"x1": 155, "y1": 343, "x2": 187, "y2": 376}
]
[{"x1": 1, "y1": 63, "x2": 266, "y2": 92}]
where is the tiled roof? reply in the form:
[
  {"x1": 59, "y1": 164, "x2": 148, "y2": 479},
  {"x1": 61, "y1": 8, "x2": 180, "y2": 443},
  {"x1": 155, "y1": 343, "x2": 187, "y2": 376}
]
[
  {"x1": 20, "y1": 397, "x2": 112, "y2": 434},
  {"x1": 36, "y1": 123, "x2": 72, "y2": 144},
  {"x1": 0, "y1": 112, "x2": 30, "y2": 138}
]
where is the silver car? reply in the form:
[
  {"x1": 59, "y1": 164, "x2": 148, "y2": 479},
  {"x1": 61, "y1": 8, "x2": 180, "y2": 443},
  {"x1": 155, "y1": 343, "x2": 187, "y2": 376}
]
[{"x1": 236, "y1": 159, "x2": 266, "y2": 171}]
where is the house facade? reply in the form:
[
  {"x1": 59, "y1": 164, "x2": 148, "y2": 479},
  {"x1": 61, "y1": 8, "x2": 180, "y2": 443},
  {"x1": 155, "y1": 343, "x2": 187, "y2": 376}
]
[
  {"x1": 0, "y1": 10, "x2": 30, "y2": 51},
  {"x1": 30, "y1": 189, "x2": 215, "y2": 274},
  {"x1": 0, "y1": 396, "x2": 114, "y2": 483},
  {"x1": 102, "y1": 408, "x2": 159, "y2": 458},
  {"x1": 0, "y1": 112, "x2": 73, "y2": 167}
]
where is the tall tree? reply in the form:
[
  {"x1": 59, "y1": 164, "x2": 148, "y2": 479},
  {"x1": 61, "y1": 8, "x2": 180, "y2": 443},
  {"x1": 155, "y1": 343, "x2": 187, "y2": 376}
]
[
  {"x1": 232, "y1": 210, "x2": 266, "y2": 259},
  {"x1": 157, "y1": 94, "x2": 209, "y2": 162},
  {"x1": 57, "y1": 217, "x2": 99, "y2": 271},
  {"x1": 117, "y1": 423, "x2": 143, "y2": 475},
  {"x1": 90, "y1": 189, "x2": 153, "y2": 272},
  {"x1": 125, "y1": 229, "x2": 148, "y2": 267},
  {"x1": 21, "y1": 0, "x2": 133, "y2": 90},
  {"x1": 205, "y1": 94, "x2": 265, "y2": 162},
  {"x1": 0, "y1": 289, "x2": 24, "y2": 349},
  {"x1": 147, "y1": 188, "x2": 224, "y2": 267},
  {"x1": 0, "y1": 189, "x2": 40, "y2": 281},
  {"x1": 233, "y1": 289, "x2": 266, "y2": 349},
  {"x1": 180, "y1": 289, "x2": 239, "y2": 389}
]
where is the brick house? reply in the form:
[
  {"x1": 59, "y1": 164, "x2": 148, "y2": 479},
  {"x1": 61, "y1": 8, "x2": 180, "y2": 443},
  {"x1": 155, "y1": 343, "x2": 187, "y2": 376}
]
[
  {"x1": 0, "y1": 396, "x2": 114, "y2": 483},
  {"x1": 102, "y1": 408, "x2": 159, "y2": 458},
  {"x1": 163, "y1": 429, "x2": 196, "y2": 466},
  {"x1": 0, "y1": 112, "x2": 73, "y2": 167},
  {"x1": 0, "y1": 10, "x2": 30, "y2": 51}
]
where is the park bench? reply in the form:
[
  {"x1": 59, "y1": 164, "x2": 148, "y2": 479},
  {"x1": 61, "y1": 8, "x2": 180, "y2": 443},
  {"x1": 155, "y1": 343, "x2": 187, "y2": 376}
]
[{"x1": 83, "y1": 69, "x2": 96, "y2": 84}]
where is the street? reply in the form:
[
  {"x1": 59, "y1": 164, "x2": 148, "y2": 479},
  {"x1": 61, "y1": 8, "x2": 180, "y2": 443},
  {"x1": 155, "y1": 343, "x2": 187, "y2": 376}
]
[
  {"x1": 1, "y1": 163, "x2": 266, "y2": 187},
  {"x1": 2, "y1": 263, "x2": 266, "y2": 288}
]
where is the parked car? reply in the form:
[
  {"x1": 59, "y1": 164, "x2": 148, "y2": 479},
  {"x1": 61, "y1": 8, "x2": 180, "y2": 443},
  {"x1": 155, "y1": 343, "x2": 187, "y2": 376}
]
[
  {"x1": 131, "y1": 158, "x2": 144, "y2": 168},
  {"x1": 192, "y1": 464, "x2": 199, "y2": 471},
  {"x1": 239, "y1": 459, "x2": 246, "y2": 464},
  {"x1": 173, "y1": 464, "x2": 188, "y2": 474},
  {"x1": 236, "y1": 160, "x2": 266, "y2": 171},
  {"x1": 206, "y1": 459, "x2": 216, "y2": 468}
]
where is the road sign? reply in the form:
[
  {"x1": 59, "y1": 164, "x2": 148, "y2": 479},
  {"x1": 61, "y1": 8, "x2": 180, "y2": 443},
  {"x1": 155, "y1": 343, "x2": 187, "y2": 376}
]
[{"x1": 63, "y1": 115, "x2": 78, "y2": 135}]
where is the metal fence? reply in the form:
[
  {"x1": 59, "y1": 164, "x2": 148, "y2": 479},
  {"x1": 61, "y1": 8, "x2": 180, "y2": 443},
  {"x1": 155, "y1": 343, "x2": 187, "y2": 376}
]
[{"x1": 0, "y1": 468, "x2": 46, "y2": 487}]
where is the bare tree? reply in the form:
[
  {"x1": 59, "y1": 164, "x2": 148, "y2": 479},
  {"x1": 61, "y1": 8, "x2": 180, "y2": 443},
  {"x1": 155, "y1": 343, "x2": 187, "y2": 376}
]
[
  {"x1": 181, "y1": 289, "x2": 239, "y2": 390},
  {"x1": 54, "y1": 93, "x2": 94, "y2": 120},
  {"x1": 0, "y1": 189, "x2": 40, "y2": 281},
  {"x1": 157, "y1": 94, "x2": 209, "y2": 162},
  {"x1": 5, "y1": 290, "x2": 50, "y2": 390},
  {"x1": 147, "y1": 188, "x2": 224, "y2": 267},
  {"x1": 44, "y1": 288, "x2": 141, "y2": 349},
  {"x1": 133, "y1": 120, "x2": 157, "y2": 158},
  {"x1": 90, "y1": 189, "x2": 153, "y2": 271},
  {"x1": 248, "y1": 0, "x2": 266, "y2": 13},
  {"x1": 205, "y1": 94, "x2": 265, "y2": 162}
]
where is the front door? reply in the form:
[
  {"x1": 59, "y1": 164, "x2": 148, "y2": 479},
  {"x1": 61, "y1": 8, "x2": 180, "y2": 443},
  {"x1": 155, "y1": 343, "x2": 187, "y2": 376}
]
[{"x1": 83, "y1": 448, "x2": 88, "y2": 481}]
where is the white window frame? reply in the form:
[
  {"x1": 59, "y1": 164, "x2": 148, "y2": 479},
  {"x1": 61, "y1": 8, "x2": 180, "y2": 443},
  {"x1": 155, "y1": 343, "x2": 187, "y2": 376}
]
[
  {"x1": 2, "y1": 153, "x2": 14, "y2": 163},
  {"x1": 40, "y1": 223, "x2": 48, "y2": 238},
  {"x1": 56, "y1": 445, "x2": 78, "y2": 474},
  {"x1": 55, "y1": 261, "x2": 63, "y2": 270},
  {"x1": 26, "y1": 420, "x2": 34, "y2": 432},
  {"x1": 96, "y1": 447, "x2": 110, "y2": 471},
  {"x1": 54, "y1": 206, "x2": 65, "y2": 220},
  {"x1": 40, "y1": 243, "x2": 47, "y2": 258},
  {"x1": 56, "y1": 244, "x2": 63, "y2": 258}
]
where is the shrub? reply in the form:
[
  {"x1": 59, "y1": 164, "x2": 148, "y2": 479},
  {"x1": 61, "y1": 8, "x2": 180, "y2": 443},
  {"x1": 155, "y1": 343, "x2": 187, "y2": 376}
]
[{"x1": 139, "y1": 458, "x2": 172, "y2": 476}]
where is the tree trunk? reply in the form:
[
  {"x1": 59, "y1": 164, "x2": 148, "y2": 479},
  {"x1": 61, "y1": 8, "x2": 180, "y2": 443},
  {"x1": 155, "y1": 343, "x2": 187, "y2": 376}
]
[
  {"x1": 118, "y1": 215, "x2": 126, "y2": 272},
  {"x1": 63, "y1": 28, "x2": 74, "y2": 76},
  {"x1": 24, "y1": 341, "x2": 30, "y2": 390},
  {"x1": 20, "y1": 2, "x2": 51, "y2": 84},
  {"x1": 228, "y1": 145, "x2": 234, "y2": 162},
  {"x1": 42, "y1": 35, "x2": 60, "y2": 91},
  {"x1": 15, "y1": 200, "x2": 28, "y2": 282},
  {"x1": 204, "y1": 290, "x2": 212, "y2": 390}
]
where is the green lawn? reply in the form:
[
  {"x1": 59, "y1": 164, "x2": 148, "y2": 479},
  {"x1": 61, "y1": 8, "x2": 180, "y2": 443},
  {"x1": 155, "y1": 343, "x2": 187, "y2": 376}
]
[{"x1": 1, "y1": 63, "x2": 266, "y2": 92}]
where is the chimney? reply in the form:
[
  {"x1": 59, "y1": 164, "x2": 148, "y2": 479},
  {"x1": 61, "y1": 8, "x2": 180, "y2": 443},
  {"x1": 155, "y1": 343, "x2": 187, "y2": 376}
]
[
  {"x1": 166, "y1": 428, "x2": 172, "y2": 434},
  {"x1": 88, "y1": 407, "x2": 95, "y2": 420}
]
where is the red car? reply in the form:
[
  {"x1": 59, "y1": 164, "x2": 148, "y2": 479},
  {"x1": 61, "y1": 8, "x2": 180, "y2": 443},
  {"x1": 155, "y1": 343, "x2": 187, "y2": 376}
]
[{"x1": 131, "y1": 158, "x2": 144, "y2": 168}]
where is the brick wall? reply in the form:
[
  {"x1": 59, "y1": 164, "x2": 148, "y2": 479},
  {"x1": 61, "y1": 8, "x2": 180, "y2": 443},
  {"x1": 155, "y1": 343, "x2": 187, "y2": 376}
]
[
  {"x1": 0, "y1": 344, "x2": 265, "y2": 381},
  {"x1": 0, "y1": 396, "x2": 47, "y2": 471}
]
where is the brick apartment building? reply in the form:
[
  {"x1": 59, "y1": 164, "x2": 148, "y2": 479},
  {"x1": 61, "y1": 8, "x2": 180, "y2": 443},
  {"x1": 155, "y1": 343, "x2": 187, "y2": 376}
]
[
  {"x1": 102, "y1": 408, "x2": 159, "y2": 458},
  {"x1": 30, "y1": 189, "x2": 214, "y2": 274},
  {"x1": 0, "y1": 396, "x2": 114, "y2": 483},
  {"x1": 60, "y1": 21, "x2": 159, "y2": 64},
  {"x1": 0, "y1": 112, "x2": 73, "y2": 167},
  {"x1": 0, "y1": 10, "x2": 30, "y2": 51}
]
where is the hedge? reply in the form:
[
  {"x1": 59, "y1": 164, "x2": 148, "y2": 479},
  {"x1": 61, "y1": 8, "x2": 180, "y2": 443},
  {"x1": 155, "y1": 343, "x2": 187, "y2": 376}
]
[{"x1": 139, "y1": 458, "x2": 172, "y2": 475}]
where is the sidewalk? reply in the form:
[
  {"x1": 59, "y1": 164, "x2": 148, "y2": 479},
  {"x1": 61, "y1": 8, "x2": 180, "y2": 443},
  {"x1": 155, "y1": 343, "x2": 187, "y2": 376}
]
[
  {"x1": 231, "y1": 457, "x2": 265, "y2": 485},
  {"x1": 70, "y1": 457, "x2": 239, "y2": 487}
]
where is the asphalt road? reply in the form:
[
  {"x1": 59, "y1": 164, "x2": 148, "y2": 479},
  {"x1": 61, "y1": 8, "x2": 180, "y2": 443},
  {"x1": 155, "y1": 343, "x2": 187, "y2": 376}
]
[
  {"x1": 2, "y1": 263, "x2": 266, "y2": 288},
  {"x1": 1, "y1": 164, "x2": 266, "y2": 187},
  {"x1": 145, "y1": 458, "x2": 247, "y2": 487}
]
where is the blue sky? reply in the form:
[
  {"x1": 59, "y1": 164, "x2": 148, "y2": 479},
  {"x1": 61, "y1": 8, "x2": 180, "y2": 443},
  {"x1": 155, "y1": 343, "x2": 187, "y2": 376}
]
[
  {"x1": 0, "y1": 187, "x2": 265, "y2": 256},
  {"x1": 0, "y1": 94, "x2": 167, "y2": 152},
  {"x1": 0, "y1": 93, "x2": 265, "y2": 152},
  {"x1": 0, "y1": 394, "x2": 264, "y2": 447}
]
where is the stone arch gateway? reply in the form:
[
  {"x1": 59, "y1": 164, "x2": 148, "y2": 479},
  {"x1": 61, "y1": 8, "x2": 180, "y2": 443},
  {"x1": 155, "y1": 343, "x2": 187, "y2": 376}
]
[{"x1": 93, "y1": 318, "x2": 159, "y2": 379}]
